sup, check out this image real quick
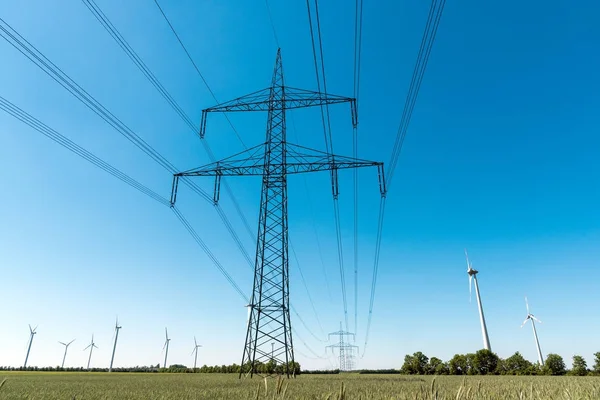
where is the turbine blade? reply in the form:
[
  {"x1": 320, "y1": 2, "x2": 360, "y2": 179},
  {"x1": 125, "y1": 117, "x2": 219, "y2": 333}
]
[
  {"x1": 59, "y1": 341, "x2": 66, "y2": 346},
  {"x1": 29, "y1": 324, "x2": 32, "y2": 333},
  {"x1": 194, "y1": 336, "x2": 197, "y2": 347},
  {"x1": 525, "y1": 296, "x2": 530, "y2": 313},
  {"x1": 532, "y1": 316, "x2": 542, "y2": 324},
  {"x1": 521, "y1": 318, "x2": 529, "y2": 328},
  {"x1": 191, "y1": 348, "x2": 196, "y2": 356},
  {"x1": 165, "y1": 327, "x2": 168, "y2": 340},
  {"x1": 68, "y1": 339, "x2": 76, "y2": 345},
  {"x1": 84, "y1": 344, "x2": 91, "y2": 350}
]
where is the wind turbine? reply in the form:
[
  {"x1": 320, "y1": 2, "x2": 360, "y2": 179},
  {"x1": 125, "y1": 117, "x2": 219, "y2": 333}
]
[
  {"x1": 191, "y1": 336, "x2": 202, "y2": 370},
  {"x1": 23, "y1": 324, "x2": 37, "y2": 368},
  {"x1": 465, "y1": 249, "x2": 492, "y2": 351},
  {"x1": 58, "y1": 339, "x2": 75, "y2": 368},
  {"x1": 109, "y1": 317, "x2": 122, "y2": 372},
  {"x1": 83, "y1": 335, "x2": 98, "y2": 370},
  {"x1": 162, "y1": 327, "x2": 171, "y2": 368},
  {"x1": 521, "y1": 296, "x2": 544, "y2": 366}
]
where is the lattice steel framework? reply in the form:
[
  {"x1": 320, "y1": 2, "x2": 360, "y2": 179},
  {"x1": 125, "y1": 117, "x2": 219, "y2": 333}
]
[
  {"x1": 170, "y1": 50, "x2": 386, "y2": 378},
  {"x1": 326, "y1": 322, "x2": 358, "y2": 371}
]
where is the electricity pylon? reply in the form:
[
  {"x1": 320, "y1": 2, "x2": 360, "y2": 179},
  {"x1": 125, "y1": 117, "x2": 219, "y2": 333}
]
[
  {"x1": 326, "y1": 322, "x2": 358, "y2": 371},
  {"x1": 170, "y1": 49, "x2": 386, "y2": 378}
]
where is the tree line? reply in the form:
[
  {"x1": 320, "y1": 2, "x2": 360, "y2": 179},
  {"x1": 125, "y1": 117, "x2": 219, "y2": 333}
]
[
  {"x1": 0, "y1": 361, "x2": 301, "y2": 375},
  {"x1": 399, "y1": 350, "x2": 600, "y2": 376}
]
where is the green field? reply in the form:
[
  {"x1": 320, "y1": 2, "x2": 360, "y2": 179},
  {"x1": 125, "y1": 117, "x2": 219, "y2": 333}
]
[{"x1": 0, "y1": 373, "x2": 599, "y2": 399}]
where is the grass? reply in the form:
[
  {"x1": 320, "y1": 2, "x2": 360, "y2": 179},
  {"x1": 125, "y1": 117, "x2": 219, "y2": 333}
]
[{"x1": 0, "y1": 372, "x2": 599, "y2": 399}]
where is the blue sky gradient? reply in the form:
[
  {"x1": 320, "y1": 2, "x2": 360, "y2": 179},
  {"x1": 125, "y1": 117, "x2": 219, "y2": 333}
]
[{"x1": 1, "y1": 0, "x2": 599, "y2": 370}]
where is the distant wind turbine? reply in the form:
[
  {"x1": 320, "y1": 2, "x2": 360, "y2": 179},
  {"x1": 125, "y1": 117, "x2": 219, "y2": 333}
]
[
  {"x1": 109, "y1": 317, "x2": 122, "y2": 372},
  {"x1": 23, "y1": 324, "x2": 37, "y2": 368},
  {"x1": 163, "y1": 327, "x2": 171, "y2": 368},
  {"x1": 83, "y1": 335, "x2": 98, "y2": 370},
  {"x1": 191, "y1": 336, "x2": 202, "y2": 369},
  {"x1": 521, "y1": 296, "x2": 544, "y2": 366},
  {"x1": 465, "y1": 249, "x2": 492, "y2": 351},
  {"x1": 58, "y1": 339, "x2": 75, "y2": 368}
]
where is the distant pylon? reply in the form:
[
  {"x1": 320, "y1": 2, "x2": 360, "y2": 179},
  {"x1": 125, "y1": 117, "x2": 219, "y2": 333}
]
[
  {"x1": 326, "y1": 322, "x2": 358, "y2": 371},
  {"x1": 170, "y1": 49, "x2": 386, "y2": 378}
]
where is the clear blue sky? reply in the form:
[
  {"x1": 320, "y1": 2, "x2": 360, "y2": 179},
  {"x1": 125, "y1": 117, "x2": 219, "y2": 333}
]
[{"x1": 1, "y1": 0, "x2": 599, "y2": 370}]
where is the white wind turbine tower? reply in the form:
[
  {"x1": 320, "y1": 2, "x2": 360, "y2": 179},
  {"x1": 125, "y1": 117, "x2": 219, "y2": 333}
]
[
  {"x1": 58, "y1": 339, "x2": 75, "y2": 368},
  {"x1": 191, "y1": 337, "x2": 202, "y2": 370},
  {"x1": 521, "y1": 296, "x2": 544, "y2": 366},
  {"x1": 83, "y1": 334, "x2": 98, "y2": 370},
  {"x1": 23, "y1": 324, "x2": 37, "y2": 368},
  {"x1": 109, "y1": 318, "x2": 122, "y2": 372},
  {"x1": 465, "y1": 249, "x2": 492, "y2": 351},
  {"x1": 162, "y1": 328, "x2": 171, "y2": 368}
]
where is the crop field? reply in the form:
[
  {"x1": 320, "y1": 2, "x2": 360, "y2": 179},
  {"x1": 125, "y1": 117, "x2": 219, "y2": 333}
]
[{"x1": 0, "y1": 373, "x2": 599, "y2": 400}]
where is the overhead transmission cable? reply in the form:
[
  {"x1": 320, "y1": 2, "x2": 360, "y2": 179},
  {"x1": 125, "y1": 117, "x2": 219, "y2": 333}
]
[
  {"x1": 352, "y1": 0, "x2": 364, "y2": 339},
  {"x1": 306, "y1": 0, "x2": 350, "y2": 333},
  {"x1": 264, "y1": 0, "x2": 280, "y2": 48},
  {"x1": 0, "y1": 16, "x2": 255, "y2": 269},
  {"x1": 0, "y1": 95, "x2": 169, "y2": 208},
  {"x1": 265, "y1": 0, "x2": 333, "y2": 304},
  {"x1": 81, "y1": 0, "x2": 255, "y2": 246},
  {"x1": 152, "y1": 0, "x2": 246, "y2": 150},
  {"x1": 289, "y1": 112, "x2": 333, "y2": 301},
  {"x1": 361, "y1": 0, "x2": 446, "y2": 357},
  {"x1": 0, "y1": 95, "x2": 248, "y2": 302}
]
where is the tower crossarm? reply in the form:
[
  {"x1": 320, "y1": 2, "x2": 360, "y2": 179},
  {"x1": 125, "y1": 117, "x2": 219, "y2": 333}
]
[
  {"x1": 200, "y1": 87, "x2": 358, "y2": 138},
  {"x1": 170, "y1": 143, "x2": 386, "y2": 206}
]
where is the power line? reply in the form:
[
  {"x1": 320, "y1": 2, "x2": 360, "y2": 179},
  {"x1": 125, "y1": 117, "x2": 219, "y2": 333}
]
[
  {"x1": 306, "y1": 0, "x2": 350, "y2": 333},
  {"x1": 264, "y1": 0, "x2": 280, "y2": 48},
  {"x1": 81, "y1": 0, "x2": 255, "y2": 247},
  {"x1": 386, "y1": 0, "x2": 446, "y2": 189},
  {"x1": 0, "y1": 16, "x2": 255, "y2": 275},
  {"x1": 352, "y1": 0, "x2": 364, "y2": 339},
  {"x1": 289, "y1": 239, "x2": 326, "y2": 339},
  {"x1": 361, "y1": 0, "x2": 446, "y2": 357},
  {"x1": 172, "y1": 207, "x2": 249, "y2": 302},
  {"x1": 151, "y1": 0, "x2": 247, "y2": 149},
  {"x1": 289, "y1": 112, "x2": 333, "y2": 301},
  {"x1": 0, "y1": 95, "x2": 249, "y2": 302},
  {"x1": 0, "y1": 95, "x2": 169, "y2": 208}
]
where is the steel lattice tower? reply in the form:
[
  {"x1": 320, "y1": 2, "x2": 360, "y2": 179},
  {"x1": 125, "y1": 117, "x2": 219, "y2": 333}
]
[
  {"x1": 326, "y1": 322, "x2": 358, "y2": 371},
  {"x1": 170, "y1": 49, "x2": 386, "y2": 377}
]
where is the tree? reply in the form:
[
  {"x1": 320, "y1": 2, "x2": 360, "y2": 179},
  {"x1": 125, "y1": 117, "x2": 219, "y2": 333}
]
[
  {"x1": 593, "y1": 352, "x2": 600, "y2": 375},
  {"x1": 543, "y1": 354, "x2": 566, "y2": 376},
  {"x1": 448, "y1": 354, "x2": 467, "y2": 375},
  {"x1": 472, "y1": 349, "x2": 499, "y2": 375},
  {"x1": 499, "y1": 352, "x2": 532, "y2": 375},
  {"x1": 571, "y1": 355, "x2": 588, "y2": 376},
  {"x1": 400, "y1": 352, "x2": 428, "y2": 375},
  {"x1": 428, "y1": 357, "x2": 443, "y2": 375},
  {"x1": 434, "y1": 362, "x2": 449, "y2": 375}
]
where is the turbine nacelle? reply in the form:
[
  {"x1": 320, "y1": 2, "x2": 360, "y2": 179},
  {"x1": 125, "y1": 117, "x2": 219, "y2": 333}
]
[
  {"x1": 521, "y1": 297, "x2": 542, "y2": 327},
  {"x1": 163, "y1": 327, "x2": 171, "y2": 350},
  {"x1": 464, "y1": 249, "x2": 479, "y2": 302}
]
